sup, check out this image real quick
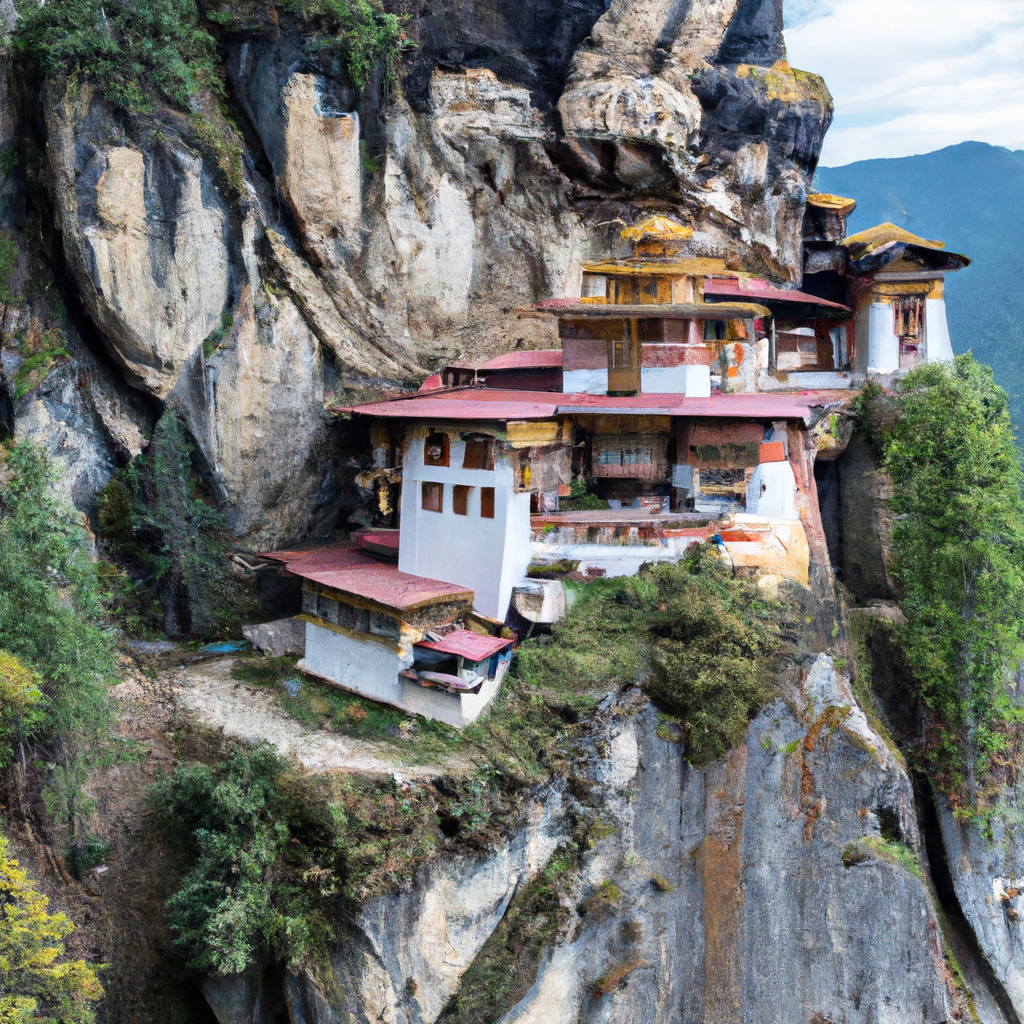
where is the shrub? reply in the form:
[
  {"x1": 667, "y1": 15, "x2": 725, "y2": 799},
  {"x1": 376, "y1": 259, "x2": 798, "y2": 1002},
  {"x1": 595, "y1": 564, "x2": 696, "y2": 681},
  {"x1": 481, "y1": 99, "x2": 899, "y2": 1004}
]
[
  {"x1": 12, "y1": 0, "x2": 220, "y2": 111},
  {"x1": 515, "y1": 545, "x2": 786, "y2": 767},
  {"x1": 153, "y1": 740, "x2": 447, "y2": 977},
  {"x1": 0, "y1": 651, "x2": 45, "y2": 767},
  {"x1": 280, "y1": 0, "x2": 402, "y2": 90},
  {"x1": 858, "y1": 356, "x2": 1024, "y2": 798},
  {"x1": 0, "y1": 829, "x2": 104, "y2": 1023},
  {"x1": 97, "y1": 409, "x2": 244, "y2": 638},
  {"x1": 0, "y1": 443, "x2": 116, "y2": 807}
]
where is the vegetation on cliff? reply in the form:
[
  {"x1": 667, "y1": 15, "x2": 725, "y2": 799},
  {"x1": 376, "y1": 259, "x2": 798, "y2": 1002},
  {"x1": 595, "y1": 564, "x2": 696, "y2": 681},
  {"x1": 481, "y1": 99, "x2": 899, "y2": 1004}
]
[
  {"x1": 0, "y1": 830, "x2": 104, "y2": 1023},
  {"x1": 0, "y1": 443, "x2": 117, "y2": 832},
  {"x1": 517, "y1": 545, "x2": 788, "y2": 768},
  {"x1": 98, "y1": 410, "x2": 246, "y2": 639},
  {"x1": 12, "y1": 0, "x2": 401, "y2": 111},
  {"x1": 12, "y1": 0, "x2": 220, "y2": 111},
  {"x1": 858, "y1": 355, "x2": 1024, "y2": 802}
]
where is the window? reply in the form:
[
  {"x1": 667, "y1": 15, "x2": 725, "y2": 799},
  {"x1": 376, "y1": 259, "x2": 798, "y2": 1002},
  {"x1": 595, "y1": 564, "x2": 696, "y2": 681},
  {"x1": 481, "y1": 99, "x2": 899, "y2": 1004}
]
[
  {"x1": 422, "y1": 481, "x2": 443, "y2": 513},
  {"x1": 893, "y1": 297, "x2": 924, "y2": 339},
  {"x1": 581, "y1": 274, "x2": 607, "y2": 300},
  {"x1": 480, "y1": 487, "x2": 495, "y2": 519},
  {"x1": 453, "y1": 485, "x2": 471, "y2": 516},
  {"x1": 424, "y1": 432, "x2": 449, "y2": 467},
  {"x1": 463, "y1": 436, "x2": 494, "y2": 470}
]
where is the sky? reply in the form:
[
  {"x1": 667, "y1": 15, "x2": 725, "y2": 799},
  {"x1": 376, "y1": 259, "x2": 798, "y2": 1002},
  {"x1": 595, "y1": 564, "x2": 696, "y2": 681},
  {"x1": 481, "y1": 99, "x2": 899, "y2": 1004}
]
[{"x1": 783, "y1": 0, "x2": 1024, "y2": 167}]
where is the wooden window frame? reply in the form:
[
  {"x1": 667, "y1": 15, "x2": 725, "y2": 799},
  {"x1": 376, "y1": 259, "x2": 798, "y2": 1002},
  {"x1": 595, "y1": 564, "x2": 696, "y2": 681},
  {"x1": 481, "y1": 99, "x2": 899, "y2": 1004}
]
[
  {"x1": 421, "y1": 481, "x2": 443, "y2": 513},
  {"x1": 462, "y1": 436, "x2": 494, "y2": 471},
  {"x1": 453, "y1": 484, "x2": 471, "y2": 516},
  {"x1": 480, "y1": 487, "x2": 495, "y2": 519},
  {"x1": 424, "y1": 432, "x2": 450, "y2": 467}
]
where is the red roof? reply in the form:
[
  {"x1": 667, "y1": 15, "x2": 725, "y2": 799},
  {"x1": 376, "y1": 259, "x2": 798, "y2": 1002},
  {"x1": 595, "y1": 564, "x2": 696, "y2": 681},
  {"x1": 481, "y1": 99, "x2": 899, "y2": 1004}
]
[
  {"x1": 415, "y1": 629, "x2": 512, "y2": 662},
  {"x1": 338, "y1": 388, "x2": 814, "y2": 423},
  {"x1": 258, "y1": 543, "x2": 473, "y2": 612},
  {"x1": 703, "y1": 278, "x2": 851, "y2": 312},
  {"x1": 480, "y1": 350, "x2": 563, "y2": 370},
  {"x1": 419, "y1": 372, "x2": 443, "y2": 391},
  {"x1": 351, "y1": 528, "x2": 400, "y2": 557}
]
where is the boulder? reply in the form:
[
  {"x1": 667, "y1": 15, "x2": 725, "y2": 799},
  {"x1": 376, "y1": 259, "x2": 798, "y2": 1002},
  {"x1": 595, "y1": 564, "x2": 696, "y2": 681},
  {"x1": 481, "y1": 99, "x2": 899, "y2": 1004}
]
[{"x1": 242, "y1": 617, "x2": 306, "y2": 657}]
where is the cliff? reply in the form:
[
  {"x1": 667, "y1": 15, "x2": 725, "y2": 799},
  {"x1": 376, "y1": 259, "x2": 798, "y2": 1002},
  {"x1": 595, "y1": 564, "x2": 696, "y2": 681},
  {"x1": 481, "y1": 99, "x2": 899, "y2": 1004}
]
[
  {"x1": 1, "y1": 0, "x2": 831, "y2": 544},
  {"x1": 3, "y1": 4, "x2": 1024, "y2": 1024}
]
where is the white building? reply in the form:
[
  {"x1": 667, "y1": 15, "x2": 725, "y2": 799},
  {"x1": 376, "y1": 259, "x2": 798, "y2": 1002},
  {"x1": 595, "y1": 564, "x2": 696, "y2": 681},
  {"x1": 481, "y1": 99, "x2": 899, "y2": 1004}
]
[{"x1": 398, "y1": 425, "x2": 534, "y2": 622}]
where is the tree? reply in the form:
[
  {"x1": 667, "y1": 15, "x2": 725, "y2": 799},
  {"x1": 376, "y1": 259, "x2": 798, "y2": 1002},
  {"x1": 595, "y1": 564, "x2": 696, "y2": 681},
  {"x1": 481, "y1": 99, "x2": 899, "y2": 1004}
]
[
  {"x1": 860, "y1": 355, "x2": 1024, "y2": 797},
  {"x1": 0, "y1": 651, "x2": 44, "y2": 768},
  {"x1": 0, "y1": 830, "x2": 103, "y2": 1022}
]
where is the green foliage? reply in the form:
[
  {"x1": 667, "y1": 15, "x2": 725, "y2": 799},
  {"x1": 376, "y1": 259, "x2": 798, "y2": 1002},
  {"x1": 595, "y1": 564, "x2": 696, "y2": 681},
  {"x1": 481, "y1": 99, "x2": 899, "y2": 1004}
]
[
  {"x1": 0, "y1": 829, "x2": 104, "y2": 1023},
  {"x1": 12, "y1": 0, "x2": 219, "y2": 111},
  {"x1": 858, "y1": 355, "x2": 1024, "y2": 797},
  {"x1": 558, "y1": 477, "x2": 607, "y2": 512},
  {"x1": 280, "y1": 0, "x2": 401, "y2": 90},
  {"x1": 14, "y1": 327, "x2": 71, "y2": 398},
  {"x1": 516, "y1": 546, "x2": 786, "y2": 767},
  {"x1": 840, "y1": 836, "x2": 923, "y2": 880},
  {"x1": 64, "y1": 835, "x2": 111, "y2": 880},
  {"x1": 188, "y1": 115, "x2": 246, "y2": 200},
  {"x1": 0, "y1": 443, "x2": 116, "y2": 803},
  {"x1": 154, "y1": 739, "x2": 460, "y2": 976},
  {"x1": 0, "y1": 652, "x2": 45, "y2": 767},
  {"x1": 0, "y1": 231, "x2": 19, "y2": 307},
  {"x1": 201, "y1": 311, "x2": 235, "y2": 359},
  {"x1": 97, "y1": 410, "x2": 243, "y2": 638}
]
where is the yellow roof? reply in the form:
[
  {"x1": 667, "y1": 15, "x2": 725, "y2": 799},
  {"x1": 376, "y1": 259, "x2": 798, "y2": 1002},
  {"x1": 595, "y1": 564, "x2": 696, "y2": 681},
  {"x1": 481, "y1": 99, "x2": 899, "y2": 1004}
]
[
  {"x1": 807, "y1": 193, "x2": 856, "y2": 215},
  {"x1": 842, "y1": 222, "x2": 946, "y2": 253},
  {"x1": 582, "y1": 257, "x2": 732, "y2": 277},
  {"x1": 620, "y1": 215, "x2": 694, "y2": 242}
]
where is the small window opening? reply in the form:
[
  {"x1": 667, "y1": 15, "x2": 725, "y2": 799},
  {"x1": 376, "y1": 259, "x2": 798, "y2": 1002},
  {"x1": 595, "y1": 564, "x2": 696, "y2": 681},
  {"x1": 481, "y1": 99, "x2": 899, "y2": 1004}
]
[
  {"x1": 422, "y1": 481, "x2": 443, "y2": 513},
  {"x1": 462, "y1": 437, "x2": 494, "y2": 470},
  {"x1": 453, "y1": 485, "x2": 471, "y2": 516},
  {"x1": 480, "y1": 487, "x2": 495, "y2": 519},
  {"x1": 704, "y1": 320, "x2": 727, "y2": 341},
  {"x1": 424, "y1": 432, "x2": 449, "y2": 467},
  {"x1": 581, "y1": 274, "x2": 607, "y2": 300}
]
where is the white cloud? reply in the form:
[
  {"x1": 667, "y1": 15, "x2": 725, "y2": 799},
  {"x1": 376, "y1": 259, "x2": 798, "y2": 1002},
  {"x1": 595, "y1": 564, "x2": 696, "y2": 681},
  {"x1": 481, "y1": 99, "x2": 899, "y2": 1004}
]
[{"x1": 783, "y1": 0, "x2": 1024, "y2": 165}]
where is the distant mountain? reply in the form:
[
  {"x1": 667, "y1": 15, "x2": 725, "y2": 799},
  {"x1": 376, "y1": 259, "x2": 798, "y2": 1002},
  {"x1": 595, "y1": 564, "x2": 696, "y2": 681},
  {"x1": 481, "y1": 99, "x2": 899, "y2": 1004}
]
[{"x1": 815, "y1": 142, "x2": 1024, "y2": 433}]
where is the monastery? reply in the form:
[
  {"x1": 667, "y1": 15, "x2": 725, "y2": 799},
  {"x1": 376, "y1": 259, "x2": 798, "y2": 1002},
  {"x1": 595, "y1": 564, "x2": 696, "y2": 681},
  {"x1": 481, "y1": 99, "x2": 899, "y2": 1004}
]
[{"x1": 261, "y1": 197, "x2": 970, "y2": 727}]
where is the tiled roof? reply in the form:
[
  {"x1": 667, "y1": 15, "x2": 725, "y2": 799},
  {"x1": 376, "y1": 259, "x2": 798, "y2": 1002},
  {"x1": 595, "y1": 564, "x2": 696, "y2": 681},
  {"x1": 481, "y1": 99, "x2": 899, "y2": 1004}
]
[
  {"x1": 337, "y1": 388, "x2": 816, "y2": 423},
  {"x1": 703, "y1": 278, "x2": 851, "y2": 312}
]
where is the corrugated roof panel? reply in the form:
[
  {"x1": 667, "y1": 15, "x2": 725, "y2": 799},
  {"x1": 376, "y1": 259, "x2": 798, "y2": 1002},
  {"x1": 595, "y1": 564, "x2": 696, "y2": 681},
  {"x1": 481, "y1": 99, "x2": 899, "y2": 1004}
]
[
  {"x1": 258, "y1": 543, "x2": 474, "y2": 612},
  {"x1": 414, "y1": 629, "x2": 512, "y2": 662}
]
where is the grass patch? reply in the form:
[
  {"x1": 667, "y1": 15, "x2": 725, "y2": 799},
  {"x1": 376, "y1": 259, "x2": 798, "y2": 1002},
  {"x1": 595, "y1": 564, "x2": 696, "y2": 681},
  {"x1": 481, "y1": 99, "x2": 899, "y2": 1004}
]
[
  {"x1": 14, "y1": 324, "x2": 70, "y2": 398},
  {"x1": 841, "y1": 836, "x2": 923, "y2": 881}
]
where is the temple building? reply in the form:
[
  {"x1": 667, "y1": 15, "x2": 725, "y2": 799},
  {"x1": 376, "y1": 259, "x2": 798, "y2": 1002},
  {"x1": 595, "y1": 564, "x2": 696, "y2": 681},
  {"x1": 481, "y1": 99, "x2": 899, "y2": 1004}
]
[{"x1": 255, "y1": 207, "x2": 970, "y2": 728}]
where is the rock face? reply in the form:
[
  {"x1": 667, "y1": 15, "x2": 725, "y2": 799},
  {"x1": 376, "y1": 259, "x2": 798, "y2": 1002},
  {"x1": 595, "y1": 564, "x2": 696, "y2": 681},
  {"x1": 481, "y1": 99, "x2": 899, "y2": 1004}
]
[
  {"x1": 938, "y1": 799, "x2": 1024, "y2": 1018},
  {"x1": 7, "y1": 0, "x2": 831, "y2": 542},
  {"x1": 497, "y1": 656, "x2": 953, "y2": 1024},
  {"x1": 200, "y1": 655, "x2": 964, "y2": 1024}
]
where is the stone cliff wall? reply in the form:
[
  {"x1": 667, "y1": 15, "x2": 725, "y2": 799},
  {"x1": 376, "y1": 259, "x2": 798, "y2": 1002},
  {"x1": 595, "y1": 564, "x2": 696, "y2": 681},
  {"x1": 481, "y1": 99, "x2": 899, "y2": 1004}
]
[{"x1": 2, "y1": 0, "x2": 831, "y2": 544}]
